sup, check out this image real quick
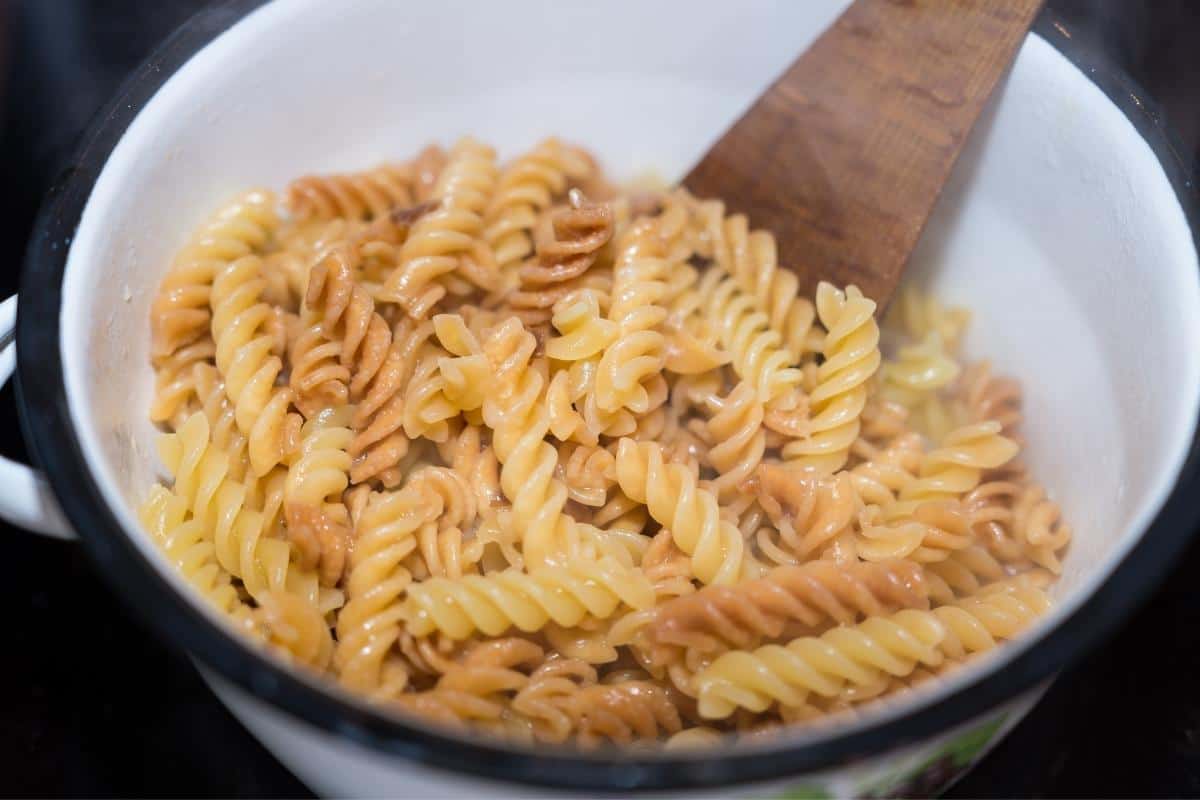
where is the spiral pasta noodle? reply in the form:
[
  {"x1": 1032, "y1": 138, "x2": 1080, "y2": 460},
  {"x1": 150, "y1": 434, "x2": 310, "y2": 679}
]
[
  {"x1": 143, "y1": 137, "x2": 1068, "y2": 748},
  {"x1": 615, "y1": 438, "x2": 745, "y2": 585},
  {"x1": 379, "y1": 137, "x2": 499, "y2": 317},
  {"x1": 749, "y1": 463, "x2": 859, "y2": 562},
  {"x1": 286, "y1": 161, "x2": 421, "y2": 222},
  {"x1": 514, "y1": 189, "x2": 612, "y2": 299},
  {"x1": 711, "y1": 210, "x2": 822, "y2": 360},
  {"x1": 856, "y1": 500, "x2": 974, "y2": 564},
  {"x1": 210, "y1": 255, "x2": 304, "y2": 475},
  {"x1": 335, "y1": 482, "x2": 442, "y2": 696},
  {"x1": 594, "y1": 218, "x2": 669, "y2": 415},
  {"x1": 301, "y1": 245, "x2": 393, "y2": 403},
  {"x1": 256, "y1": 590, "x2": 335, "y2": 670},
  {"x1": 401, "y1": 555, "x2": 654, "y2": 640},
  {"x1": 151, "y1": 190, "x2": 279, "y2": 361},
  {"x1": 699, "y1": 267, "x2": 803, "y2": 407},
  {"x1": 139, "y1": 484, "x2": 259, "y2": 634},
  {"x1": 703, "y1": 380, "x2": 766, "y2": 500},
  {"x1": 347, "y1": 318, "x2": 436, "y2": 486},
  {"x1": 782, "y1": 283, "x2": 882, "y2": 474},
  {"x1": 650, "y1": 559, "x2": 929, "y2": 658},
  {"x1": 484, "y1": 137, "x2": 593, "y2": 277},
  {"x1": 284, "y1": 406, "x2": 354, "y2": 585},
  {"x1": 156, "y1": 413, "x2": 325, "y2": 608},
  {"x1": 895, "y1": 421, "x2": 1020, "y2": 514}
]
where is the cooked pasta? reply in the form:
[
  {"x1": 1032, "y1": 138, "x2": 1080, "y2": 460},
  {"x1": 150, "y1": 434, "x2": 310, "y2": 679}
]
[
  {"x1": 284, "y1": 406, "x2": 354, "y2": 585},
  {"x1": 782, "y1": 283, "x2": 882, "y2": 474},
  {"x1": 649, "y1": 559, "x2": 929, "y2": 658},
  {"x1": 614, "y1": 438, "x2": 745, "y2": 585},
  {"x1": 256, "y1": 589, "x2": 336, "y2": 671},
  {"x1": 286, "y1": 160, "x2": 423, "y2": 222},
  {"x1": 143, "y1": 137, "x2": 1068, "y2": 748},
  {"x1": 401, "y1": 556, "x2": 654, "y2": 640},
  {"x1": 379, "y1": 137, "x2": 499, "y2": 317},
  {"x1": 694, "y1": 581, "x2": 1049, "y2": 719},
  {"x1": 484, "y1": 137, "x2": 594, "y2": 279},
  {"x1": 210, "y1": 255, "x2": 303, "y2": 475}
]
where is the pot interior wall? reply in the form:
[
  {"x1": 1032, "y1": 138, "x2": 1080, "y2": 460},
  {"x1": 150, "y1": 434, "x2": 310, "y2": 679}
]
[{"x1": 56, "y1": 0, "x2": 1200, "y2": 742}]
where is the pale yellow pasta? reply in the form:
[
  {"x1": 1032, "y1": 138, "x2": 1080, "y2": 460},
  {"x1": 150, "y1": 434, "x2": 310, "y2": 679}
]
[
  {"x1": 157, "y1": 413, "x2": 323, "y2": 606},
  {"x1": 151, "y1": 189, "x2": 278, "y2": 366},
  {"x1": 886, "y1": 287, "x2": 971, "y2": 354},
  {"x1": 702, "y1": 380, "x2": 766, "y2": 500},
  {"x1": 783, "y1": 283, "x2": 882, "y2": 474},
  {"x1": 932, "y1": 577, "x2": 1052, "y2": 658},
  {"x1": 379, "y1": 137, "x2": 499, "y2": 316},
  {"x1": 150, "y1": 338, "x2": 218, "y2": 428},
  {"x1": 710, "y1": 210, "x2": 822, "y2": 360},
  {"x1": 614, "y1": 438, "x2": 744, "y2": 585},
  {"x1": 256, "y1": 590, "x2": 335, "y2": 671},
  {"x1": 699, "y1": 267, "x2": 803, "y2": 406},
  {"x1": 894, "y1": 421, "x2": 1020, "y2": 514},
  {"x1": 923, "y1": 544, "x2": 1016, "y2": 604},
  {"x1": 847, "y1": 432, "x2": 923, "y2": 507},
  {"x1": 401, "y1": 556, "x2": 654, "y2": 640},
  {"x1": 284, "y1": 406, "x2": 354, "y2": 585},
  {"x1": 139, "y1": 484, "x2": 259, "y2": 634},
  {"x1": 696, "y1": 581, "x2": 1050, "y2": 719},
  {"x1": 546, "y1": 289, "x2": 617, "y2": 364},
  {"x1": 479, "y1": 317, "x2": 586, "y2": 568},
  {"x1": 879, "y1": 331, "x2": 963, "y2": 442},
  {"x1": 335, "y1": 483, "x2": 442, "y2": 697},
  {"x1": 856, "y1": 501, "x2": 974, "y2": 564},
  {"x1": 210, "y1": 255, "x2": 302, "y2": 475},
  {"x1": 594, "y1": 218, "x2": 669, "y2": 414},
  {"x1": 694, "y1": 608, "x2": 946, "y2": 719}
]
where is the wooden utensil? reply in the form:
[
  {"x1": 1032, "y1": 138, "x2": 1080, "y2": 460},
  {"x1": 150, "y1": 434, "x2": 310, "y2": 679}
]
[{"x1": 683, "y1": 0, "x2": 1044, "y2": 308}]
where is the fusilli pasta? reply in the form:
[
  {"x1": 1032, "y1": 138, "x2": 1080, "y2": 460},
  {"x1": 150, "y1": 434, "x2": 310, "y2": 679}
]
[{"x1": 142, "y1": 138, "x2": 1068, "y2": 749}]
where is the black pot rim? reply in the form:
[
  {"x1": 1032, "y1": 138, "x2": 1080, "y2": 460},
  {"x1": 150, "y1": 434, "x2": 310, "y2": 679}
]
[{"x1": 14, "y1": 1, "x2": 1200, "y2": 791}]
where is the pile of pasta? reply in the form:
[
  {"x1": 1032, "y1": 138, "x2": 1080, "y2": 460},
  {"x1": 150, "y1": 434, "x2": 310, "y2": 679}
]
[{"x1": 142, "y1": 136, "x2": 1071, "y2": 747}]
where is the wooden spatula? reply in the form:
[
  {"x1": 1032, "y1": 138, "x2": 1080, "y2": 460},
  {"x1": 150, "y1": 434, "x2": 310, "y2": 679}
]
[{"x1": 683, "y1": 0, "x2": 1044, "y2": 308}]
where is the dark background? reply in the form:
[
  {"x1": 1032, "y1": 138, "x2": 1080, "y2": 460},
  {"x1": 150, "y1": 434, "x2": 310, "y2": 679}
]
[{"x1": 1, "y1": 1, "x2": 1198, "y2": 797}]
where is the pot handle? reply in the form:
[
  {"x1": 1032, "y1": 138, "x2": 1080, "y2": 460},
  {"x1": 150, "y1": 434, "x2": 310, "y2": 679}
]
[{"x1": 0, "y1": 295, "x2": 74, "y2": 540}]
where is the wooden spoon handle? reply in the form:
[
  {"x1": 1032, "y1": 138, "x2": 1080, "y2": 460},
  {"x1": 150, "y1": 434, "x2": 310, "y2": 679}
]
[{"x1": 683, "y1": 0, "x2": 1044, "y2": 307}]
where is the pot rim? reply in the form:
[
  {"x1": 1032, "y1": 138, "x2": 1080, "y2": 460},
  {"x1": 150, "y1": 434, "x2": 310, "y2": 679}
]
[{"x1": 15, "y1": 0, "x2": 1200, "y2": 790}]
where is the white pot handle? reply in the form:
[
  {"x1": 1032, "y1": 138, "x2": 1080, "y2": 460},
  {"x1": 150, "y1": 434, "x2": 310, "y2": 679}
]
[{"x1": 0, "y1": 295, "x2": 74, "y2": 540}]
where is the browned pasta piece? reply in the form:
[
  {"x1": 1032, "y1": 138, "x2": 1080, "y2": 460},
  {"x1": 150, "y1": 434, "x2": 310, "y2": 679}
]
[
  {"x1": 302, "y1": 246, "x2": 393, "y2": 400},
  {"x1": 957, "y1": 360, "x2": 1023, "y2": 439},
  {"x1": 511, "y1": 658, "x2": 599, "y2": 742},
  {"x1": 485, "y1": 138, "x2": 595, "y2": 276},
  {"x1": 348, "y1": 318, "x2": 436, "y2": 486},
  {"x1": 650, "y1": 560, "x2": 929, "y2": 658},
  {"x1": 285, "y1": 150, "x2": 446, "y2": 222},
  {"x1": 745, "y1": 463, "x2": 859, "y2": 561},
  {"x1": 394, "y1": 638, "x2": 543, "y2": 737},
  {"x1": 520, "y1": 190, "x2": 612, "y2": 287},
  {"x1": 572, "y1": 680, "x2": 685, "y2": 747}
]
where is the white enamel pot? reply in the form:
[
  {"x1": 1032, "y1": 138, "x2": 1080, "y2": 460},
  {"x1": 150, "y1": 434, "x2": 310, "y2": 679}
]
[{"x1": 9, "y1": 1, "x2": 1200, "y2": 797}]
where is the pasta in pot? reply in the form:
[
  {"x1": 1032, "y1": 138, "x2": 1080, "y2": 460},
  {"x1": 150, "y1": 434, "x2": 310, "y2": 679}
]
[{"x1": 140, "y1": 137, "x2": 1070, "y2": 747}]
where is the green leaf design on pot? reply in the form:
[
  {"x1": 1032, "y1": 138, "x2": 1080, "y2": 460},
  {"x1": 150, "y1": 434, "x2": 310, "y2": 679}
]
[
  {"x1": 774, "y1": 783, "x2": 833, "y2": 800},
  {"x1": 857, "y1": 713, "x2": 1010, "y2": 798},
  {"x1": 938, "y1": 713, "x2": 1008, "y2": 767}
]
